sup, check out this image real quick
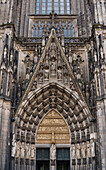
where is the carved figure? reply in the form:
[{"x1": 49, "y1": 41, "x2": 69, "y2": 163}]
[
  {"x1": 16, "y1": 143, "x2": 20, "y2": 157},
  {"x1": 31, "y1": 145, "x2": 35, "y2": 158},
  {"x1": 26, "y1": 144, "x2": 30, "y2": 158},
  {"x1": 87, "y1": 141, "x2": 91, "y2": 157},
  {"x1": 50, "y1": 144, "x2": 56, "y2": 161},
  {"x1": 44, "y1": 70, "x2": 49, "y2": 79},
  {"x1": 81, "y1": 142, "x2": 86, "y2": 158},
  {"x1": 38, "y1": 72, "x2": 43, "y2": 82},
  {"x1": 71, "y1": 144, "x2": 76, "y2": 159},
  {"x1": 21, "y1": 144, "x2": 25, "y2": 158},
  {"x1": 50, "y1": 62, "x2": 56, "y2": 75},
  {"x1": 76, "y1": 143, "x2": 80, "y2": 159},
  {"x1": 91, "y1": 142, "x2": 95, "y2": 157},
  {"x1": 12, "y1": 142, "x2": 16, "y2": 157},
  {"x1": 58, "y1": 69, "x2": 62, "y2": 79}
]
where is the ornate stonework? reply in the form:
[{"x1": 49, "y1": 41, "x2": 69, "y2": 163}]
[
  {"x1": 36, "y1": 110, "x2": 70, "y2": 144},
  {"x1": 0, "y1": 0, "x2": 105, "y2": 169}
]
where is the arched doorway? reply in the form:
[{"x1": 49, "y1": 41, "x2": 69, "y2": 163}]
[
  {"x1": 11, "y1": 83, "x2": 96, "y2": 170},
  {"x1": 36, "y1": 110, "x2": 70, "y2": 170}
]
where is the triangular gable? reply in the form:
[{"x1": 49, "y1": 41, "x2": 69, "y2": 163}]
[{"x1": 17, "y1": 28, "x2": 90, "y2": 113}]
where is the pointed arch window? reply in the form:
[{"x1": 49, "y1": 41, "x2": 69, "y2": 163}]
[
  {"x1": 47, "y1": 0, "x2": 52, "y2": 14},
  {"x1": 35, "y1": 0, "x2": 71, "y2": 14}
]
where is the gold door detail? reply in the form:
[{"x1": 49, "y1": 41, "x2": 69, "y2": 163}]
[{"x1": 36, "y1": 110, "x2": 70, "y2": 144}]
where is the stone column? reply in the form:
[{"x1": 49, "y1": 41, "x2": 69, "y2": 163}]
[
  {"x1": 28, "y1": 19, "x2": 33, "y2": 37},
  {"x1": 1, "y1": 100, "x2": 11, "y2": 170},
  {"x1": 96, "y1": 101, "x2": 106, "y2": 170},
  {"x1": 0, "y1": 99, "x2": 3, "y2": 170}
]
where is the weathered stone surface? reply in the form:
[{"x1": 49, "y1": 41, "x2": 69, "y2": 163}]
[{"x1": 0, "y1": 0, "x2": 106, "y2": 169}]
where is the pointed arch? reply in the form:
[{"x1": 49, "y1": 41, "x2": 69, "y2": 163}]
[
  {"x1": 15, "y1": 28, "x2": 91, "y2": 119},
  {"x1": 14, "y1": 82, "x2": 92, "y2": 145},
  {"x1": 36, "y1": 109, "x2": 70, "y2": 144}
]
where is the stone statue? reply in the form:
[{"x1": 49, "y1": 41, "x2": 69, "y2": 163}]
[
  {"x1": 31, "y1": 145, "x2": 35, "y2": 158},
  {"x1": 58, "y1": 69, "x2": 62, "y2": 80},
  {"x1": 50, "y1": 144, "x2": 56, "y2": 161},
  {"x1": 12, "y1": 142, "x2": 16, "y2": 157},
  {"x1": 16, "y1": 143, "x2": 20, "y2": 157},
  {"x1": 38, "y1": 72, "x2": 43, "y2": 82},
  {"x1": 76, "y1": 143, "x2": 80, "y2": 159},
  {"x1": 91, "y1": 142, "x2": 95, "y2": 157},
  {"x1": 26, "y1": 144, "x2": 30, "y2": 158},
  {"x1": 81, "y1": 142, "x2": 86, "y2": 158},
  {"x1": 21, "y1": 143, "x2": 25, "y2": 158},
  {"x1": 87, "y1": 141, "x2": 91, "y2": 157},
  {"x1": 71, "y1": 144, "x2": 76, "y2": 159},
  {"x1": 51, "y1": 62, "x2": 56, "y2": 75},
  {"x1": 44, "y1": 70, "x2": 49, "y2": 79},
  {"x1": 11, "y1": 134, "x2": 16, "y2": 157}
]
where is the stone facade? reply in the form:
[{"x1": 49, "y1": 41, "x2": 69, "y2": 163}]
[{"x1": 0, "y1": 0, "x2": 106, "y2": 169}]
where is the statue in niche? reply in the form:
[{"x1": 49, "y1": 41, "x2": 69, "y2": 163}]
[
  {"x1": 76, "y1": 143, "x2": 80, "y2": 159},
  {"x1": 71, "y1": 144, "x2": 76, "y2": 159},
  {"x1": 26, "y1": 67, "x2": 30, "y2": 80},
  {"x1": 38, "y1": 64, "x2": 43, "y2": 83},
  {"x1": 50, "y1": 144, "x2": 56, "y2": 161},
  {"x1": 26, "y1": 144, "x2": 30, "y2": 158},
  {"x1": 50, "y1": 62, "x2": 56, "y2": 76},
  {"x1": 21, "y1": 144, "x2": 25, "y2": 158},
  {"x1": 87, "y1": 141, "x2": 91, "y2": 157},
  {"x1": 11, "y1": 134, "x2": 16, "y2": 157},
  {"x1": 58, "y1": 69, "x2": 62, "y2": 80},
  {"x1": 31, "y1": 145, "x2": 35, "y2": 158},
  {"x1": 16, "y1": 143, "x2": 20, "y2": 157},
  {"x1": 44, "y1": 70, "x2": 49, "y2": 80},
  {"x1": 81, "y1": 142, "x2": 86, "y2": 158},
  {"x1": 38, "y1": 72, "x2": 43, "y2": 83},
  {"x1": 64, "y1": 75, "x2": 68, "y2": 83},
  {"x1": 12, "y1": 142, "x2": 16, "y2": 157},
  {"x1": 91, "y1": 142, "x2": 95, "y2": 157}
]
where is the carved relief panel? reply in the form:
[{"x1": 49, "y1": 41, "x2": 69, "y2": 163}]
[{"x1": 36, "y1": 110, "x2": 70, "y2": 144}]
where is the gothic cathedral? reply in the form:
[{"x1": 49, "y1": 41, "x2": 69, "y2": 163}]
[{"x1": 0, "y1": 0, "x2": 106, "y2": 170}]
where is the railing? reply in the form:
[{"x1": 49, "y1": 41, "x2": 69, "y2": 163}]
[
  {"x1": 16, "y1": 37, "x2": 42, "y2": 44},
  {"x1": 64, "y1": 37, "x2": 88, "y2": 43},
  {"x1": 16, "y1": 36, "x2": 88, "y2": 44}
]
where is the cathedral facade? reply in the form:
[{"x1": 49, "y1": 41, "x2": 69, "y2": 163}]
[{"x1": 0, "y1": 0, "x2": 106, "y2": 169}]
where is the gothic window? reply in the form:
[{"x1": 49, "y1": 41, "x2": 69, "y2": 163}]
[
  {"x1": 35, "y1": 0, "x2": 71, "y2": 14},
  {"x1": 54, "y1": 0, "x2": 59, "y2": 14},
  {"x1": 42, "y1": 0, "x2": 46, "y2": 14},
  {"x1": 47, "y1": 0, "x2": 52, "y2": 14},
  {"x1": 35, "y1": 0, "x2": 40, "y2": 14},
  {"x1": 67, "y1": 0, "x2": 70, "y2": 14},
  {"x1": 33, "y1": 22, "x2": 73, "y2": 37},
  {"x1": 60, "y1": 0, "x2": 65, "y2": 14}
]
